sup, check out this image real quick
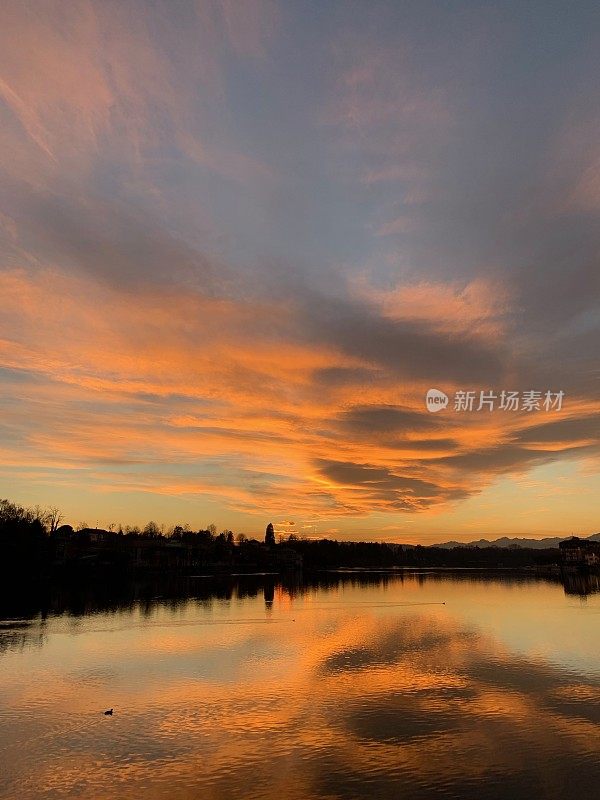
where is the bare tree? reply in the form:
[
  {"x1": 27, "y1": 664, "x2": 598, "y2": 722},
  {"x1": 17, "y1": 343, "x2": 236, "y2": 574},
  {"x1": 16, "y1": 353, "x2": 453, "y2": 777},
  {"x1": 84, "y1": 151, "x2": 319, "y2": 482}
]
[
  {"x1": 46, "y1": 507, "x2": 63, "y2": 533},
  {"x1": 125, "y1": 525, "x2": 141, "y2": 535},
  {"x1": 143, "y1": 521, "x2": 161, "y2": 537}
]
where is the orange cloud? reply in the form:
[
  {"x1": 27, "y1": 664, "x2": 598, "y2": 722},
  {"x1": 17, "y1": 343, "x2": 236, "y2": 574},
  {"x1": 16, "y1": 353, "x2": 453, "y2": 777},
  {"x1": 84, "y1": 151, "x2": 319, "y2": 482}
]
[{"x1": 1, "y1": 264, "x2": 597, "y2": 528}]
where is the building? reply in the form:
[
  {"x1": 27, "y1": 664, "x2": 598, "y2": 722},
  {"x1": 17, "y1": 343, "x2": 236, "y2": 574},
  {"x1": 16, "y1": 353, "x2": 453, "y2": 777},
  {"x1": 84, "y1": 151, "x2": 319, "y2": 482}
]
[{"x1": 559, "y1": 537, "x2": 600, "y2": 568}]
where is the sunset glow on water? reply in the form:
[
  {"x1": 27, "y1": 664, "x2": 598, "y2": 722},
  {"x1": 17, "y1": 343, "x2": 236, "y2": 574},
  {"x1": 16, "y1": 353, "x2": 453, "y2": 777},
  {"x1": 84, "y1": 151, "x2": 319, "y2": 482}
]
[{"x1": 1, "y1": 573, "x2": 599, "y2": 799}]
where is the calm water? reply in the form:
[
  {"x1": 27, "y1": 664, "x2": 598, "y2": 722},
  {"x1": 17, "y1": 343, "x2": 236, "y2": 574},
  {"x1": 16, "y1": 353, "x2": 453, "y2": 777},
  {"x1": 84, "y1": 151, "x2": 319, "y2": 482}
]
[{"x1": 1, "y1": 571, "x2": 599, "y2": 800}]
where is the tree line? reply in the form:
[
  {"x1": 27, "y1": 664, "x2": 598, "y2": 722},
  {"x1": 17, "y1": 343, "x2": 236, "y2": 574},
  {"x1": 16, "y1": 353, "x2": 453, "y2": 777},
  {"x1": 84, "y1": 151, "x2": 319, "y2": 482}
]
[{"x1": 0, "y1": 498, "x2": 560, "y2": 578}]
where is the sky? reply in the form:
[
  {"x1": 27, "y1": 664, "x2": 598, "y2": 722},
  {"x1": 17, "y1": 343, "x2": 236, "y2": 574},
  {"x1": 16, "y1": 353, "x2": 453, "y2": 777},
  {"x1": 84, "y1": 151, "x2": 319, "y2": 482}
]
[{"x1": 0, "y1": 0, "x2": 598, "y2": 542}]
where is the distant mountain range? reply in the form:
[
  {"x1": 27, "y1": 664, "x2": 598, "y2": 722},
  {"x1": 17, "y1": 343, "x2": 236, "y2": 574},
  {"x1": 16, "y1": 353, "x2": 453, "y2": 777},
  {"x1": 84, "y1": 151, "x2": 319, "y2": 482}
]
[{"x1": 433, "y1": 533, "x2": 600, "y2": 550}]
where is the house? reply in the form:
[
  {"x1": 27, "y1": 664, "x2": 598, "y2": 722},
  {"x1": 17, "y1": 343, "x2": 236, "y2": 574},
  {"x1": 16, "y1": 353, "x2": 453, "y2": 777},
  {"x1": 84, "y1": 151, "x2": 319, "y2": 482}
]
[
  {"x1": 559, "y1": 537, "x2": 600, "y2": 568},
  {"x1": 77, "y1": 527, "x2": 110, "y2": 544}
]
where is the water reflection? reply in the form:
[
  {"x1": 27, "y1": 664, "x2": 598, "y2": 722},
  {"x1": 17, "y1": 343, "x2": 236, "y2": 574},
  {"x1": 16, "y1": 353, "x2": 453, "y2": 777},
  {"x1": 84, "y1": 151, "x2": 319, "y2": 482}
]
[
  {"x1": 561, "y1": 570, "x2": 600, "y2": 598},
  {"x1": 2, "y1": 569, "x2": 596, "y2": 628},
  {"x1": 1, "y1": 572, "x2": 599, "y2": 800}
]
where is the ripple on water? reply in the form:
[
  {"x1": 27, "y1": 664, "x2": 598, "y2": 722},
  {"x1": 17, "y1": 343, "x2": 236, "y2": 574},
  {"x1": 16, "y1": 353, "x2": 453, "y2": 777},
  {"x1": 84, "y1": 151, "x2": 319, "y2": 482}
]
[{"x1": 1, "y1": 575, "x2": 600, "y2": 800}]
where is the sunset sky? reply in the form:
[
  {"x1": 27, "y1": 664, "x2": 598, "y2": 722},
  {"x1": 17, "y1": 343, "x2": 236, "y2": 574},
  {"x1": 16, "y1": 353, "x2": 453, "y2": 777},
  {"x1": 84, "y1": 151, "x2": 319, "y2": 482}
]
[{"x1": 0, "y1": 0, "x2": 598, "y2": 542}]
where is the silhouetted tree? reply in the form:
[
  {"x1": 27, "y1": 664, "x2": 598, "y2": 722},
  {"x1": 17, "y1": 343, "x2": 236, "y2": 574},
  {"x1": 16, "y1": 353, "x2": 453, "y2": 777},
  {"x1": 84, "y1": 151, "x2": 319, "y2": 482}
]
[
  {"x1": 0, "y1": 499, "x2": 48, "y2": 575},
  {"x1": 143, "y1": 521, "x2": 160, "y2": 538},
  {"x1": 125, "y1": 525, "x2": 141, "y2": 535},
  {"x1": 45, "y1": 507, "x2": 63, "y2": 533},
  {"x1": 265, "y1": 522, "x2": 275, "y2": 547}
]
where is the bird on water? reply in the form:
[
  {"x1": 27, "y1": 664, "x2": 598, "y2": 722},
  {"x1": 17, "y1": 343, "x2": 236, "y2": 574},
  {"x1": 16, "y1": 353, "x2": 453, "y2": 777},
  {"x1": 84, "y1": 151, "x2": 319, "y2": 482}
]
[{"x1": 104, "y1": 709, "x2": 113, "y2": 716}]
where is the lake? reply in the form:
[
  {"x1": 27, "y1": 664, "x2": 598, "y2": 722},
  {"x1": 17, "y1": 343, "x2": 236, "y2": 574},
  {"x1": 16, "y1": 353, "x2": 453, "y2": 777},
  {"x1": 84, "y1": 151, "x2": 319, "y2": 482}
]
[{"x1": 1, "y1": 571, "x2": 599, "y2": 799}]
